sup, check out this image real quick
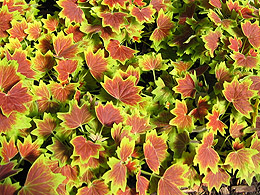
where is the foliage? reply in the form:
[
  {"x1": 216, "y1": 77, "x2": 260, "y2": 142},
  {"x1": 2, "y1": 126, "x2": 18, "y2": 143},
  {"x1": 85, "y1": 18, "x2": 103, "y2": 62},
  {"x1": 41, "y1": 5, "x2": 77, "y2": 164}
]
[{"x1": 0, "y1": 0, "x2": 260, "y2": 194}]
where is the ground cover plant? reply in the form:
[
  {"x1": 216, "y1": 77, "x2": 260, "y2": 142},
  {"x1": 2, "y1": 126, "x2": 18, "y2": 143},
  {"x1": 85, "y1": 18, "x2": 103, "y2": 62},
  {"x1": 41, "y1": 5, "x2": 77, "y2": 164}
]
[{"x1": 0, "y1": 0, "x2": 260, "y2": 194}]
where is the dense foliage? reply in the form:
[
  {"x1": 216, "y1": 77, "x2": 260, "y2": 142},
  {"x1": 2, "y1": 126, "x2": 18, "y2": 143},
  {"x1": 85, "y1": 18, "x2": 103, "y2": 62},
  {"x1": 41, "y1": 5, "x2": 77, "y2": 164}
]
[{"x1": 0, "y1": 0, "x2": 260, "y2": 194}]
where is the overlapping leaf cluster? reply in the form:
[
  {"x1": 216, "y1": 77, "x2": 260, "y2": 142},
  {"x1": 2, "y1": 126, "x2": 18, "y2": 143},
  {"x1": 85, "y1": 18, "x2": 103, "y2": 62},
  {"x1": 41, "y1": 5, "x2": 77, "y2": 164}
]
[{"x1": 0, "y1": 0, "x2": 260, "y2": 194}]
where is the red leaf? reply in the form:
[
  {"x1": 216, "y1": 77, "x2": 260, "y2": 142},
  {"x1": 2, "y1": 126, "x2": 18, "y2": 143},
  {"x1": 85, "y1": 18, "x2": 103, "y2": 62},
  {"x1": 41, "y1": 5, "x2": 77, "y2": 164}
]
[
  {"x1": 170, "y1": 100, "x2": 194, "y2": 132},
  {"x1": 49, "y1": 82, "x2": 77, "y2": 102},
  {"x1": 136, "y1": 171, "x2": 149, "y2": 195},
  {"x1": 227, "y1": 0, "x2": 241, "y2": 12},
  {"x1": 0, "y1": 180, "x2": 20, "y2": 195},
  {"x1": 206, "y1": 109, "x2": 227, "y2": 135},
  {"x1": 139, "y1": 53, "x2": 163, "y2": 71},
  {"x1": 111, "y1": 123, "x2": 132, "y2": 144},
  {"x1": 107, "y1": 40, "x2": 136, "y2": 63},
  {"x1": 194, "y1": 132, "x2": 220, "y2": 174},
  {"x1": 174, "y1": 73, "x2": 196, "y2": 98},
  {"x1": 6, "y1": 49, "x2": 35, "y2": 78},
  {"x1": 17, "y1": 136, "x2": 42, "y2": 163},
  {"x1": 229, "y1": 121, "x2": 246, "y2": 138},
  {"x1": 0, "y1": 111, "x2": 16, "y2": 134},
  {"x1": 250, "y1": 76, "x2": 260, "y2": 96},
  {"x1": 158, "y1": 163, "x2": 188, "y2": 195},
  {"x1": 100, "y1": 12, "x2": 127, "y2": 33},
  {"x1": 151, "y1": 0, "x2": 167, "y2": 12},
  {"x1": 18, "y1": 155, "x2": 65, "y2": 195},
  {"x1": 134, "y1": 0, "x2": 146, "y2": 6},
  {"x1": 203, "y1": 168, "x2": 230, "y2": 192},
  {"x1": 150, "y1": 9, "x2": 173, "y2": 44},
  {"x1": 251, "y1": 137, "x2": 260, "y2": 172},
  {"x1": 57, "y1": 0, "x2": 84, "y2": 23},
  {"x1": 65, "y1": 24, "x2": 84, "y2": 42},
  {"x1": 25, "y1": 21, "x2": 42, "y2": 40},
  {"x1": 208, "y1": 9, "x2": 221, "y2": 24},
  {"x1": 119, "y1": 66, "x2": 140, "y2": 85},
  {"x1": 103, "y1": 0, "x2": 127, "y2": 8},
  {"x1": 209, "y1": 0, "x2": 222, "y2": 8},
  {"x1": 171, "y1": 61, "x2": 191, "y2": 75},
  {"x1": 223, "y1": 78, "x2": 254, "y2": 117},
  {"x1": 0, "y1": 82, "x2": 32, "y2": 116},
  {"x1": 126, "y1": 114, "x2": 151, "y2": 134},
  {"x1": 71, "y1": 136, "x2": 103, "y2": 163},
  {"x1": 242, "y1": 21, "x2": 260, "y2": 48},
  {"x1": 0, "y1": 6, "x2": 13, "y2": 38},
  {"x1": 102, "y1": 75, "x2": 142, "y2": 106},
  {"x1": 231, "y1": 52, "x2": 258, "y2": 69},
  {"x1": 42, "y1": 14, "x2": 59, "y2": 32},
  {"x1": 0, "y1": 58, "x2": 20, "y2": 92},
  {"x1": 202, "y1": 29, "x2": 222, "y2": 57},
  {"x1": 85, "y1": 49, "x2": 108, "y2": 80},
  {"x1": 228, "y1": 37, "x2": 242, "y2": 52},
  {"x1": 3, "y1": 0, "x2": 26, "y2": 13},
  {"x1": 0, "y1": 137, "x2": 18, "y2": 163},
  {"x1": 215, "y1": 62, "x2": 232, "y2": 83},
  {"x1": 36, "y1": 34, "x2": 53, "y2": 54},
  {"x1": 117, "y1": 137, "x2": 135, "y2": 162},
  {"x1": 8, "y1": 19, "x2": 28, "y2": 41},
  {"x1": 131, "y1": 5, "x2": 155, "y2": 23},
  {"x1": 190, "y1": 96, "x2": 210, "y2": 121},
  {"x1": 55, "y1": 60, "x2": 78, "y2": 82},
  {"x1": 78, "y1": 180, "x2": 109, "y2": 195},
  {"x1": 53, "y1": 32, "x2": 79, "y2": 59},
  {"x1": 143, "y1": 130, "x2": 167, "y2": 174},
  {"x1": 103, "y1": 158, "x2": 127, "y2": 193},
  {"x1": 32, "y1": 51, "x2": 55, "y2": 72},
  {"x1": 96, "y1": 102, "x2": 124, "y2": 127},
  {"x1": 58, "y1": 101, "x2": 92, "y2": 129},
  {"x1": 0, "y1": 162, "x2": 20, "y2": 181}
]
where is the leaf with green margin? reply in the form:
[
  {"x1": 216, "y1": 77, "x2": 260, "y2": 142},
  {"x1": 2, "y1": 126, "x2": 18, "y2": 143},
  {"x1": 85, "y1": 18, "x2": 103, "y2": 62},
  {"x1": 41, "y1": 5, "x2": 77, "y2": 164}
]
[
  {"x1": 250, "y1": 136, "x2": 260, "y2": 173},
  {"x1": 206, "y1": 108, "x2": 227, "y2": 135},
  {"x1": 130, "y1": 5, "x2": 155, "y2": 23},
  {"x1": 242, "y1": 21, "x2": 260, "y2": 48},
  {"x1": 0, "y1": 112, "x2": 17, "y2": 134},
  {"x1": 64, "y1": 24, "x2": 84, "y2": 42},
  {"x1": 102, "y1": 74, "x2": 142, "y2": 106},
  {"x1": 0, "y1": 162, "x2": 21, "y2": 181},
  {"x1": 119, "y1": 66, "x2": 140, "y2": 85},
  {"x1": 152, "y1": 77, "x2": 174, "y2": 105},
  {"x1": 136, "y1": 170, "x2": 149, "y2": 195},
  {"x1": 229, "y1": 120, "x2": 247, "y2": 138},
  {"x1": 42, "y1": 14, "x2": 59, "y2": 32},
  {"x1": 125, "y1": 112, "x2": 151, "y2": 134},
  {"x1": 24, "y1": 21, "x2": 41, "y2": 41},
  {"x1": 49, "y1": 82, "x2": 78, "y2": 103},
  {"x1": 174, "y1": 73, "x2": 196, "y2": 99},
  {"x1": 209, "y1": 0, "x2": 221, "y2": 8},
  {"x1": 194, "y1": 132, "x2": 220, "y2": 174},
  {"x1": 116, "y1": 137, "x2": 135, "y2": 162},
  {"x1": 202, "y1": 28, "x2": 222, "y2": 57},
  {"x1": 0, "y1": 6, "x2": 14, "y2": 39},
  {"x1": 231, "y1": 52, "x2": 258, "y2": 69},
  {"x1": 100, "y1": 12, "x2": 127, "y2": 33},
  {"x1": 0, "y1": 137, "x2": 18, "y2": 163},
  {"x1": 158, "y1": 163, "x2": 189, "y2": 195},
  {"x1": 190, "y1": 96, "x2": 210, "y2": 122},
  {"x1": 77, "y1": 180, "x2": 109, "y2": 195},
  {"x1": 223, "y1": 78, "x2": 255, "y2": 117},
  {"x1": 7, "y1": 18, "x2": 28, "y2": 41},
  {"x1": 111, "y1": 123, "x2": 132, "y2": 144},
  {"x1": 0, "y1": 178, "x2": 20, "y2": 195},
  {"x1": 168, "y1": 130, "x2": 190, "y2": 158},
  {"x1": 71, "y1": 136, "x2": 103, "y2": 164},
  {"x1": 139, "y1": 53, "x2": 166, "y2": 71},
  {"x1": 31, "y1": 50, "x2": 55, "y2": 74},
  {"x1": 55, "y1": 59, "x2": 78, "y2": 82},
  {"x1": 144, "y1": 130, "x2": 168, "y2": 174},
  {"x1": 18, "y1": 155, "x2": 66, "y2": 195},
  {"x1": 57, "y1": 0, "x2": 84, "y2": 23},
  {"x1": 202, "y1": 168, "x2": 230, "y2": 192},
  {"x1": 17, "y1": 135, "x2": 43, "y2": 163},
  {"x1": 228, "y1": 36, "x2": 242, "y2": 52},
  {"x1": 250, "y1": 76, "x2": 260, "y2": 96},
  {"x1": 170, "y1": 100, "x2": 194, "y2": 132},
  {"x1": 103, "y1": 157, "x2": 127, "y2": 193},
  {"x1": 102, "y1": 0, "x2": 128, "y2": 8}
]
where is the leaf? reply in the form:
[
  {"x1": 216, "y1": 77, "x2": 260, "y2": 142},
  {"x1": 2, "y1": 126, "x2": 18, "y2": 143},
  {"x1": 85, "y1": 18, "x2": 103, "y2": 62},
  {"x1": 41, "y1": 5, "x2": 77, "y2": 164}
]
[
  {"x1": 202, "y1": 168, "x2": 230, "y2": 192},
  {"x1": 55, "y1": 59, "x2": 78, "y2": 82},
  {"x1": 151, "y1": 0, "x2": 167, "y2": 12},
  {"x1": 131, "y1": 5, "x2": 155, "y2": 23},
  {"x1": 6, "y1": 49, "x2": 36, "y2": 78},
  {"x1": 119, "y1": 66, "x2": 140, "y2": 85},
  {"x1": 35, "y1": 34, "x2": 53, "y2": 54},
  {"x1": 126, "y1": 113, "x2": 151, "y2": 134},
  {"x1": 77, "y1": 180, "x2": 109, "y2": 195},
  {"x1": 65, "y1": 24, "x2": 84, "y2": 42},
  {"x1": 242, "y1": 21, "x2": 260, "y2": 48},
  {"x1": 58, "y1": 101, "x2": 92, "y2": 129},
  {"x1": 42, "y1": 14, "x2": 59, "y2": 32},
  {"x1": 111, "y1": 123, "x2": 132, "y2": 144},
  {"x1": 171, "y1": 61, "x2": 192, "y2": 75},
  {"x1": 194, "y1": 132, "x2": 220, "y2": 174},
  {"x1": 158, "y1": 163, "x2": 188, "y2": 195},
  {"x1": 49, "y1": 82, "x2": 77, "y2": 102},
  {"x1": 100, "y1": 12, "x2": 127, "y2": 33},
  {"x1": 0, "y1": 137, "x2": 18, "y2": 163},
  {"x1": 250, "y1": 76, "x2": 260, "y2": 96},
  {"x1": 215, "y1": 62, "x2": 232, "y2": 89},
  {"x1": 202, "y1": 28, "x2": 222, "y2": 57},
  {"x1": 0, "y1": 162, "x2": 20, "y2": 181},
  {"x1": 103, "y1": 0, "x2": 127, "y2": 8},
  {"x1": 223, "y1": 78, "x2": 254, "y2": 117},
  {"x1": 152, "y1": 77, "x2": 174, "y2": 104},
  {"x1": 84, "y1": 49, "x2": 108, "y2": 80},
  {"x1": 103, "y1": 157, "x2": 127, "y2": 193},
  {"x1": 116, "y1": 137, "x2": 135, "y2": 162},
  {"x1": 231, "y1": 52, "x2": 258, "y2": 69},
  {"x1": 0, "y1": 82, "x2": 32, "y2": 116},
  {"x1": 139, "y1": 53, "x2": 164, "y2": 71},
  {"x1": 0, "y1": 178, "x2": 20, "y2": 195},
  {"x1": 0, "y1": 6, "x2": 13, "y2": 38},
  {"x1": 17, "y1": 135, "x2": 42, "y2": 163},
  {"x1": 228, "y1": 36, "x2": 242, "y2": 52},
  {"x1": 0, "y1": 58, "x2": 20, "y2": 92},
  {"x1": 229, "y1": 121, "x2": 246, "y2": 138},
  {"x1": 7, "y1": 19, "x2": 28, "y2": 41},
  {"x1": 57, "y1": 0, "x2": 84, "y2": 23},
  {"x1": 174, "y1": 73, "x2": 196, "y2": 99},
  {"x1": 209, "y1": 0, "x2": 222, "y2": 8},
  {"x1": 102, "y1": 75, "x2": 142, "y2": 106},
  {"x1": 169, "y1": 100, "x2": 194, "y2": 132},
  {"x1": 53, "y1": 32, "x2": 79, "y2": 59},
  {"x1": 71, "y1": 136, "x2": 103, "y2": 164},
  {"x1": 18, "y1": 155, "x2": 66, "y2": 195},
  {"x1": 190, "y1": 96, "x2": 210, "y2": 122},
  {"x1": 136, "y1": 170, "x2": 149, "y2": 195},
  {"x1": 168, "y1": 131, "x2": 190, "y2": 158},
  {"x1": 95, "y1": 102, "x2": 124, "y2": 127},
  {"x1": 32, "y1": 51, "x2": 55, "y2": 73},
  {"x1": 24, "y1": 21, "x2": 42, "y2": 41},
  {"x1": 0, "y1": 111, "x2": 17, "y2": 134},
  {"x1": 107, "y1": 40, "x2": 136, "y2": 63},
  {"x1": 225, "y1": 141, "x2": 257, "y2": 179},
  {"x1": 206, "y1": 109, "x2": 227, "y2": 135},
  {"x1": 143, "y1": 130, "x2": 168, "y2": 174},
  {"x1": 150, "y1": 9, "x2": 173, "y2": 45}
]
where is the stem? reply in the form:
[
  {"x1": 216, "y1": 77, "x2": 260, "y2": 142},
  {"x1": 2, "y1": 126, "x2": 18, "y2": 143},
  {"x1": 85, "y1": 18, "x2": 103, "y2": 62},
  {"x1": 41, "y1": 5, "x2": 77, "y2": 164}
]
[
  {"x1": 52, "y1": 133, "x2": 71, "y2": 150},
  {"x1": 152, "y1": 69, "x2": 156, "y2": 82},
  {"x1": 47, "y1": 71, "x2": 54, "y2": 81},
  {"x1": 80, "y1": 125, "x2": 88, "y2": 138},
  {"x1": 141, "y1": 170, "x2": 161, "y2": 179},
  {"x1": 99, "y1": 125, "x2": 104, "y2": 136},
  {"x1": 219, "y1": 135, "x2": 231, "y2": 151},
  {"x1": 220, "y1": 102, "x2": 231, "y2": 120},
  {"x1": 78, "y1": 6, "x2": 91, "y2": 9},
  {"x1": 141, "y1": 40, "x2": 151, "y2": 47}
]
